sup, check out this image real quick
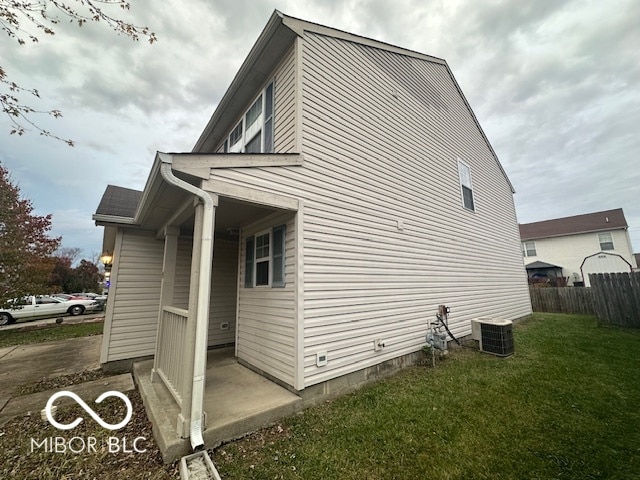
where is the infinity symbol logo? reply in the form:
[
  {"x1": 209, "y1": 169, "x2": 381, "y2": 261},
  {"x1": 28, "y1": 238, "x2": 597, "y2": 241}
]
[{"x1": 45, "y1": 391, "x2": 133, "y2": 431}]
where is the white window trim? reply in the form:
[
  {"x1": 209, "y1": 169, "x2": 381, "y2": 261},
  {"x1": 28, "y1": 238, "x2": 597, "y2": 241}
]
[
  {"x1": 253, "y1": 229, "x2": 272, "y2": 287},
  {"x1": 244, "y1": 224, "x2": 287, "y2": 289},
  {"x1": 457, "y1": 159, "x2": 475, "y2": 212},
  {"x1": 598, "y1": 232, "x2": 614, "y2": 251},
  {"x1": 220, "y1": 80, "x2": 275, "y2": 154},
  {"x1": 523, "y1": 241, "x2": 536, "y2": 257}
]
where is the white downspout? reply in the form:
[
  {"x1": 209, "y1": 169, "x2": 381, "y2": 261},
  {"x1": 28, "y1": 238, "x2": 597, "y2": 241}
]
[{"x1": 158, "y1": 153, "x2": 216, "y2": 450}]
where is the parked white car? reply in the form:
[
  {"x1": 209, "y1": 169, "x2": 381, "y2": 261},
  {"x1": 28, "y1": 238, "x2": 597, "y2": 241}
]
[{"x1": 0, "y1": 295, "x2": 100, "y2": 326}]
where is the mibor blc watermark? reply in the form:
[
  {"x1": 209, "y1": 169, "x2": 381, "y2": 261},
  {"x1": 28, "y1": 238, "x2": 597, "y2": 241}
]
[{"x1": 30, "y1": 390, "x2": 147, "y2": 454}]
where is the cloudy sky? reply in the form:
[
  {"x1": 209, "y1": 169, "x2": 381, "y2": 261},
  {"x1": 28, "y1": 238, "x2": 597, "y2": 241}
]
[{"x1": 1, "y1": 0, "x2": 639, "y2": 261}]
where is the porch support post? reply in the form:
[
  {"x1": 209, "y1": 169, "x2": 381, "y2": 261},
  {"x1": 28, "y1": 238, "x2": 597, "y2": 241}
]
[
  {"x1": 151, "y1": 226, "x2": 180, "y2": 383},
  {"x1": 176, "y1": 196, "x2": 217, "y2": 444}
]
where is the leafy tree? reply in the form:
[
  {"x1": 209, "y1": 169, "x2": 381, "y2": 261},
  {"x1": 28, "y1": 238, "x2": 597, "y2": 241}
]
[
  {"x1": 49, "y1": 253, "x2": 101, "y2": 293},
  {"x1": 1, "y1": 0, "x2": 156, "y2": 144},
  {"x1": 69, "y1": 258, "x2": 101, "y2": 292},
  {"x1": 48, "y1": 254, "x2": 73, "y2": 292},
  {"x1": 0, "y1": 163, "x2": 61, "y2": 306}
]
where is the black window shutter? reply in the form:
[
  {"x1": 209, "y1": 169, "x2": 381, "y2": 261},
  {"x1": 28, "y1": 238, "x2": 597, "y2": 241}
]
[
  {"x1": 245, "y1": 236, "x2": 254, "y2": 288},
  {"x1": 272, "y1": 225, "x2": 286, "y2": 287}
]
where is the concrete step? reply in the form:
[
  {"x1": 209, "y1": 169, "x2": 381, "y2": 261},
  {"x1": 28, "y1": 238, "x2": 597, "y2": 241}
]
[{"x1": 133, "y1": 352, "x2": 302, "y2": 463}]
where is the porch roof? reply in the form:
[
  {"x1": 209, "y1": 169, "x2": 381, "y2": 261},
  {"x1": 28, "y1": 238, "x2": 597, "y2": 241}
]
[
  {"x1": 95, "y1": 185, "x2": 142, "y2": 218},
  {"x1": 93, "y1": 152, "x2": 301, "y2": 233}
]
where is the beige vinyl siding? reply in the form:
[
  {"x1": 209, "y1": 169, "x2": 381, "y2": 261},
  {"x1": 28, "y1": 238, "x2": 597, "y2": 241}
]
[
  {"x1": 273, "y1": 45, "x2": 297, "y2": 153},
  {"x1": 102, "y1": 230, "x2": 163, "y2": 362},
  {"x1": 237, "y1": 212, "x2": 296, "y2": 386},
  {"x1": 204, "y1": 32, "x2": 530, "y2": 388},
  {"x1": 213, "y1": 45, "x2": 297, "y2": 155},
  {"x1": 299, "y1": 32, "x2": 530, "y2": 386},
  {"x1": 208, "y1": 237, "x2": 239, "y2": 345},
  {"x1": 174, "y1": 236, "x2": 238, "y2": 346}
]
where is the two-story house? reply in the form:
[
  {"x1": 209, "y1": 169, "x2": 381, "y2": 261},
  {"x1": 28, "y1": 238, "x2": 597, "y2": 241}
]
[
  {"x1": 519, "y1": 208, "x2": 636, "y2": 286},
  {"x1": 93, "y1": 11, "x2": 532, "y2": 456}
]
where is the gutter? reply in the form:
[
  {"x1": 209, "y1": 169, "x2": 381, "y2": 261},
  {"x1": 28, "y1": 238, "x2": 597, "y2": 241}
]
[{"x1": 157, "y1": 152, "x2": 216, "y2": 450}]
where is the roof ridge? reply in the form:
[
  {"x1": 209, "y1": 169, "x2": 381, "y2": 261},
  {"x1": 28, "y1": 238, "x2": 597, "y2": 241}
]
[{"x1": 519, "y1": 208, "x2": 627, "y2": 241}]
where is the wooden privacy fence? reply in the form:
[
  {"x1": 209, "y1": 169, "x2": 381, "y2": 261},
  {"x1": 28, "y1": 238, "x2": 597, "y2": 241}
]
[
  {"x1": 529, "y1": 272, "x2": 640, "y2": 328},
  {"x1": 528, "y1": 286, "x2": 595, "y2": 315},
  {"x1": 589, "y1": 272, "x2": 640, "y2": 328}
]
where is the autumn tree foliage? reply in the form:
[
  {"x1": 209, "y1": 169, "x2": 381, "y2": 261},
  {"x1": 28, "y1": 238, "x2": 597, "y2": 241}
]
[
  {"x1": 0, "y1": 163, "x2": 61, "y2": 306},
  {"x1": 0, "y1": 0, "x2": 156, "y2": 144},
  {"x1": 49, "y1": 253, "x2": 101, "y2": 293}
]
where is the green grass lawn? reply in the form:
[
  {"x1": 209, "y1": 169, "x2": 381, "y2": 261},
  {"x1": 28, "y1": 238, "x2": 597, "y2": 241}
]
[
  {"x1": 1, "y1": 313, "x2": 639, "y2": 479},
  {"x1": 214, "y1": 313, "x2": 640, "y2": 479},
  {"x1": 0, "y1": 322, "x2": 103, "y2": 348}
]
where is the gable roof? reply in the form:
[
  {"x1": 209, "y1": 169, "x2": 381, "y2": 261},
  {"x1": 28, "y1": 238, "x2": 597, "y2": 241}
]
[
  {"x1": 95, "y1": 185, "x2": 142, "y2": 218},
  {"x1": 519, "y1": 208, "x2": 628, "y2": 241},
  {"x1": 190, "y1": 10, "x2": 515, "y2": 193},
  {"x1": 193, "y1": 11, "x2": 448, "y2": 155}
]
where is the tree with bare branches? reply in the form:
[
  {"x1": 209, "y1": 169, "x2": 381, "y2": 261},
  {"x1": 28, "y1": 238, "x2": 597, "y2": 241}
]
[{"x1": 0, "y1": 0, "x2": 156, "y2": 145}]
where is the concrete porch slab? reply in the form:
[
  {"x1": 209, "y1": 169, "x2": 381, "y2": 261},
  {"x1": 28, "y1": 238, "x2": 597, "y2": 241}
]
[{"x1": 133, "y1": 347, "x2": 302, "y2": 463}]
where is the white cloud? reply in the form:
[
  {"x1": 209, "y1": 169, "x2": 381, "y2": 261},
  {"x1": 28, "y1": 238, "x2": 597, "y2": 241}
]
[{"x1": 1, "y1": 0, "x2": 639, "y2": 256}]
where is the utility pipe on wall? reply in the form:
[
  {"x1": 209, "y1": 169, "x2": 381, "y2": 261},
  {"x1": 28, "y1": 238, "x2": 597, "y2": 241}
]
[{"x1": 158, "y1": 152, "x2": 217, "y2": 450}]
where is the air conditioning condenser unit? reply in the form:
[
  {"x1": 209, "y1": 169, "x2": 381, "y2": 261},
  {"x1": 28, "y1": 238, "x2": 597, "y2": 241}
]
[{"x1": 471, "y1": 317, "x2": 514, "y2": 357}]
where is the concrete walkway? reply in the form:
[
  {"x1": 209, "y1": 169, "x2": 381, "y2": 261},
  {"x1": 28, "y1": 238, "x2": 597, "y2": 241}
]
[
  {"x1": 0, "y1": 335, "x2": 136, "y2": 427},
  {"x1": 1, "y1": 335, "x2": 302, "y2": 463}
]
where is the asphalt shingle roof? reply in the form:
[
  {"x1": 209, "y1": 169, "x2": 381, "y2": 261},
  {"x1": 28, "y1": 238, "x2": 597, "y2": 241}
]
[
  {"x1": 95, "y1": 185, "x2": 142, "y2": 218},
  {"x1": 519, "y1": 208, "x2": 627, "y2": 241}
]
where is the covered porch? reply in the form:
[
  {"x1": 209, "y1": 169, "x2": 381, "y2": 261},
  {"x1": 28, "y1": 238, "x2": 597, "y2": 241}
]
[
  {"x1": 145, "y1": 153, "x2": 302, "y2": 452},
  {"x1": 96, "y1": 152, "x2": 304, "y2": 459},
  {"x1": 134, "y1": 347, "x2": 301, "y2": 463}
]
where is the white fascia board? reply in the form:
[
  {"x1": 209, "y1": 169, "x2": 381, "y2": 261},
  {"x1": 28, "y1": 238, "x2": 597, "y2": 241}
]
[
  {"x1": 172, "y1": 153, "x2": 304, "y2": 179},
  {"x1": 280, "y1": 12, "x2": 446, "y2": 66},
  {"x1": 202, "y1": 178, "x2": 299, "y2": 211},
  {"x1": 132, "y1": 154, "x2": 166, "y2": 225},
  {"x1": 92, "y1": 214, "x2": 136, "y2": 226}
]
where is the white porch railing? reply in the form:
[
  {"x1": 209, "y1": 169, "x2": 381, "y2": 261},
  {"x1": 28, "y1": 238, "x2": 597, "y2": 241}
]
[{"x1": 155, "y1": 306, "x2": 189, "y2": 407}]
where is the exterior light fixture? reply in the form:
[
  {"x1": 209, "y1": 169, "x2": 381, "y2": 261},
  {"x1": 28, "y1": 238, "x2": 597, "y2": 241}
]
[{"x1": 100, "y1": 252, "x2": 113, "y2": 271}]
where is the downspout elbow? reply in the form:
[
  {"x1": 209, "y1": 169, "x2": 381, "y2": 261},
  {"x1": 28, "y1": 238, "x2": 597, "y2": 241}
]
[{"x1": 158, "y1": 154, "x2": 215, "y2": 450}]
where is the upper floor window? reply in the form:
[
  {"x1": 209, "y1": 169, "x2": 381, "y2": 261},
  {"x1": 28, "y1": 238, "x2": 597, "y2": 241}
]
[
  {"x1": 598, "y1": 232, "x2": 614, "y2": 251},
  {"x1": 522, "y1": 241, "x2": 536, "y2": 257},
  {"x1": 223, "y1": 81, "x2": 275, "y2": 154},
  {"x1": 457, "y1": 160, "x2": 475, "y2": 211}
]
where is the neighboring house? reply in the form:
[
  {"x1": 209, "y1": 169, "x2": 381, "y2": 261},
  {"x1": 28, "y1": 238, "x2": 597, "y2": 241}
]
[
  {"x1": 93, "y1": 11, "x2": 531, "y2": 448},
  {"x1": 519, "y1": 208, "x2": 637, "y2": 287}
]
